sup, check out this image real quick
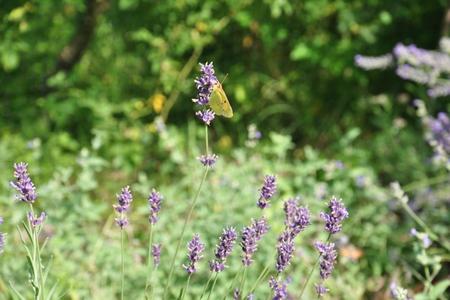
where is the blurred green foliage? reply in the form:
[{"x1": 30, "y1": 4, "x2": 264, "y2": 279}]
[{"x1": 1, "y1": 0, "x2": 450, "y2": 299}]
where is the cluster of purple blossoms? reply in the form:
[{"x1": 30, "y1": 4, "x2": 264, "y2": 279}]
[
  {"x1": 184, "y1": 234, "x2": 205, "y2": 275},
  {"x1": 275, "y1": 232, "x2": 295, "y2": 273},
  {"x1": 193, "y1": 62, "x2": 218, "y2": 125},
  {"x1": 0, "y1": 217, "x2": 5, "y2": 254},
  {"x1": 210, "y1": 227, "x2": 237, "y2": 272},
  {"x1": 315, "y1": 284, "x2": 329, "y2": 298},
  {"x1": 10, "y1": 162, "x2": 37, "y2": 203},
  {"x1": 113, "y1": 186, "x2": 133, "y2": 229},
  {"x1": 28, "y1": 212, "x2": 47, "y2": 227},
  {"x1": 240, "y1": 218, "x2": 269, "y2": 266},
  {"x1": 354, "y1": 54, "x2": 393, "y2": 70},
  {"x1": 152, "y1": 244, "x2": 161, "y2": 266},
  {"x1": 314, "y1": 242, "x2": 337, "y2": 280},
  {"x1": 320, "y1": 197, "x2": 349, "y2": 234},
  {"x1": 269, "y1": 276, "x2": 288, "y2": 300},
  {"x1": 198, "y1": 154, "x2": 219, "y2": 167},
  {"x1": 410, "y1": 228, "x2": 432, "y2": 249},
  {"x1": 257, "y1": 175, "x2": 277, "y2": 209},
  {"x1": 427, "y1": 112, "x2": 450, "y2": 155},
  {"x1": 148, "y1": 189, "x2": 163, "y2": 225}
]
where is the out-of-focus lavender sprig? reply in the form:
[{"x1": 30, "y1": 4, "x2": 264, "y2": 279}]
[
  {"x1": 396, "y1": 64, "x2": 431, "y2": 85},
  {"x1": 257, "y1": 175, "x2": 277, "y2": 209},
  {"x1": 198, "y1": 154, "x2": 219, "y2": 167},
  {"x1": 283, "y1": 198, "x2": 310, "y2": 239},
  {"x1": 410, "y1": 228, "x2": 432, "y2": 248},
  {"x1": 354, "y1": 54, "x2": 393, "y2": 70},
  {"x1": 320, "y1": 197, "x2": 349, "y2": 234},
  {"x1": 269, "y1": 276, "x2": 288, "y2": 300},
  {"x1": 28, "y1": 212, "x2": 47, "y2": 227},
  {"x1": 210, "y1": 227, "x2": 237, "y2": 272},
  {"x1": 114, "y1": 186, "x2": 133, "y2": 229},
  {"x1": 183, "y1": 234, "x2": 205, "y2": 275},
  {"x1": 315, "y1": 284, "x2": 329, "y2": 298},
  {"x1": 390, "y1": 282, "x2": 412, "y2": 300},
  {"x1": 0, "y1": 217, "x2": 5, "y2": 254},
  {"x1": 314, "y1": 242, "x2": 337, "y2": 280},
  {"x1": 152, "y1": 244, "x2": 161, "y2": 266},
  {"x1": 426, "y1": 112, "x2": 450, "y2": 157},
  {"x1": 193, "y1": 62, "x2": 218, "y2": 106},
  {"x1": 10, "y1": 162, "x2": 37, "y2": 204},
  {"x1": 148, "y1": 189, "x2": 163, "y2": 225},
  {"x1": 240, "y1": 218, "x2": 269, "y2": 266}
]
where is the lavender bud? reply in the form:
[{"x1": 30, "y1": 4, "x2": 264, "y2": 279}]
[
  {"x1": 196, "y1": 109, "x2": 215, "y2": 125},
  {"x1": 283, "y1": 198, "x2": 310, "y2": 239},
  {"x1": 320, "y1": 197, "x2": 349, "y2": 234},
  {"x1": 314, "y1": 242, "x2": 337, "y2": 280},
  {"x1": 27, "y1": 212, "x2": 46, "y2": 227},
  {"x1": 210, "y1": 227, "x2": 237, "y2": 272},
  {"x1": 10, "y1": 162, "x2": 37, "y2": 204},
  {"x1": 269, "y1": 276, "x2": 288, "y2": 300},
  {"x1": 113, "y1": 186, "x2": 133, "y2": 229},
  {"x1": 115, "y1": 217, "x2": 129, "y2": 229},
  {"x1": 152, "y1": 244, "x2": 161, "y2": 266},
  {"x1": 193, "y1": 62, "x2": 218, "y2": 106},
  {"x1": 257, "y1": 175, "x2": 277, "y2": 209},
  {"x1": 252, "y1": 217, "x2": 269, "y2": 240},
  {"x1": 240, "y1": 225, "x2": 258, "y2": 266},
  {"x1": 275, "y1": 231, "x2": 295, "y2": 273},
  {"x1": 198, "y1": 154, "x2": 219, "y2": 167},
  {"x1": 183, "y1": 234, "x2": 205, "y2": 275},
  {"x1": 148, "y1": 189, "x2": 163, "y2": 225},
  {"x1": 314, "y1": 284, "x2": 329, "y2": 297}
]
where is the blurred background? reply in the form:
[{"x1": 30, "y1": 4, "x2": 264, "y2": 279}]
[{"x1": 0, "y1": 0, "x2": 449, "y2": 299}]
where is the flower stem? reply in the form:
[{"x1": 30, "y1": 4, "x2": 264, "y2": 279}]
[
  {"x1": 207, "y1": 273, "x2": 219, "y2": 300},
  {"x1": 163, "y1": 125, "x2": 211, "y2": 299},
  {"x1": 180, "y1": 275, "x2": 191, "y2": 300},
  {"x1": 238, "y1": 267, "x2": 247, "y2": 299},
  {"x1": 223, "y1": 265, "x2": 243, "y2": 300},
  {"x1": 144, "y1": 223, "x2": 154, "y2": 297},
  {"x1": 121, "y1": 228, "x2": 125, "y2": 300},
  {"x1": 299, "y1": 234, "x2": 331, "y2": 299},
  {"x1": 200, "y1": 272, "x2": 214, "y2": 299}
]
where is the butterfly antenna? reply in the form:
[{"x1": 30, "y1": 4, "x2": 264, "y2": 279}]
[{"x1": 220, "y1": 73, "x2": 229, "y2": 84}]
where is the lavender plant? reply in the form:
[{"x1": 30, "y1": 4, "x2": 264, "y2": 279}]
[{"x1": 0, "y1": 216, "x2": 5, "y2": 254}]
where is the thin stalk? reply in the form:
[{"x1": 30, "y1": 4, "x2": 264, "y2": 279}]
[
  {"x1": 223, "y1": 265, "x2": 243, "y2": 300},
  {"x1": 238, "y1": 268, "x2": 247, "y2": 299},
  {"x1": 200, "y1": 273, "x2": 214, "y2": 299},
  {"x1": 144, "y1": 223, "x2": 154, "y2": 296},
  {"x1": 163, "y1": 125, "x2": 211, "y2": 298},
  {"x1": 180, "y1": 275, "x2": 191, "y2": 300},
  {"x1": 35, "y1": 227, "x2": 45, "y2": 300},
  {"x1": 207, "y1": 273, "x2": 219, "y2": 300},
  {"x1": 298, "y1": 234, "x2": 331, "y2": 299},
  {"x1": 121, "y1": 228, "x2": 125, "y2": 300}
]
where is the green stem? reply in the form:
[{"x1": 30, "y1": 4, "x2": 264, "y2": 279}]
[
  {"x1": 402, "y1": 173, "x2": 449, "y2": 193},
  {"x1": 299, "y1": 234, "x2": 331, "y2": 299},
  {"x1": 238, "y1": 267, "x2": 247, "y2": 299},
  {"x1": 223, "y1": 265, "x2": 243, "y2": 300},
  {"x1": 180, "y1": 275, "x2": 191, "y2": 300},
  {"x1": 207, "y1": 273, "x2": 219, "y2": 300},
  {"x1": 145, "y1": 223, "x2": 154, "y2": 297},
  {"x1": 163, "y1": 125, "x2": 211, "y2": 299},
  {"x1": 200, "y1": 273, "x2": 214, "y2": 299},
  {"x1": 121, "y1": 228, "x2": 125, "y2": 300}
]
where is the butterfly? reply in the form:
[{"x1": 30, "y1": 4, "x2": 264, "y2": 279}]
[{"x1": 209, "y1": 81, "x2": 233, "y2": 118}]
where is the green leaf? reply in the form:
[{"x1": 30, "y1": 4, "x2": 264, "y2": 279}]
[
  {"x1": 290, "y1": 43, "x2": 311, "y2": 61},
  {"x1": 428, "y1": 279, "x2": 450, "y2": 300}
]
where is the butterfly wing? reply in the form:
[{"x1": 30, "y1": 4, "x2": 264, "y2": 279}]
[{"x1": 209, "y1": 83, "x2": 233, "y2": 118}]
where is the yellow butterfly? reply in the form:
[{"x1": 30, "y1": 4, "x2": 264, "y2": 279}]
[{"x1": 209, "y1": 82, "x2": 233, "y2": 118}]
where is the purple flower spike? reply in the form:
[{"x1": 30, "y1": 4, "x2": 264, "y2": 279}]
[
  {"x1": 114, "y1": 186, "x2": 133, "y2": 229},
  {"x1": 10, "y1": 162, "x2": 37, "y2": 204},
  {"x1": 275, "y1": 232, "x2": 295, "y2": 273},
  {"x1": 198, "y1": 154, "x2": 219, "y2": 167},
  {"x1": 315, "y1": 284, "x2": 329, "y2": 297},
  {"x1": 196, "y1": 109, "x2": 215, "y2": 125},
  {"x1": 183, "y1": 234, "x2": 205, "y2": 275},
  {"x1": 320, "y1": 196, "x2": 349, "y2": 234},
  {"x1": 284, "y1": 198, "x2": 310, "y2": 239},
  {"x1": 152, "y1": 244, "x2": 161, "y2": 266},
  {"x1": 257, "y1": 175, "x2": 277, "y2": 209},
  {"x1": 314, "y1": 242, "x2": 337, "y2": 280},
  {"x1": 252, "y1": 217, "x2": 269, "y2": 240},
  {"x1": 240, "y1": 225, "x2": 258, "y2": 266},
  {"x1": 193, "y1": 62, "x2": 218, "y2": 106},
  {"x1": 148, "y1": 189, "x2": 163, "y2": 225},
  {"x1": 27, "y1": 212, "x2": 46, "y2": 227},
  {"x1": 210, "y1": 227, "x2": 237, "y2": 272},
  {"x1": 269, "y1": 276, "x2": 288, "y2": 300}
]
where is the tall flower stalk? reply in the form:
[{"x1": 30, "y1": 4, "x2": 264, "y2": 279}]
[
  {"x1": 10, "y1": 163, "x2": 47, "y2": 300},
  {"x1": 113, "y1": 186, "x2": 133, "y2": 300},
  {"x1": 163, "y1": 62, "x2": 219, "y2": 298}
]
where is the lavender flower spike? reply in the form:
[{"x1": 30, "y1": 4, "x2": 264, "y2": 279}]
[
  {"x1": 27, "y1": 212, "x2": 47, "y2": 227},
  {"x1": 152, "y1": 244, "x2": 161, "y2": 266},
  {"x1": 252, "y1": 217, "x2": 269, "y2": 240},
  {"x1": 257, "y1": 175, "x2": 277, "y2": 209},
  {"x1": 193, "y1": 62, "x2": 218, "y2": 106},
  {"x1": 315, "y1": 284, "x2": 329, "y2": 297},
  {"x1": 275, "y1": 232, "x2": 295, "y2": 273},
  {"x1": 183, "y1": 234, "x2": 205, "y2": 274},
  {"x1": 284, "y1": 198, "x2": 310, "y2": 239},
  {"x1": 114, "y1": 186, "x2": 133, "y2": 228},
  {"x1": 198, "y1": 154, "x2": 219, "y2": 167},
  {"x1": 0, "y1": 217, "x2": 5, "y2": 254},
  {"x1": 210, "y1": 227, "x2": 237, "y2": 272},
  {"x1": 320, "y1": 196, "x2": 349, "y2": 234},
  {"x1": 269, "y1": 276, "x2": 288, "y2": 300},
  {"x1": 10, "y1": 162, "x2": 37, "y2": 203},
  {"x1": 196, "y1": 109, "x2": 215, "y2": 126},
  {"x1": 314, "y1": 242, "x2": 337, "y2": 280},
  {"x1": 240, "y1": 225, "x2": 258, "y2": 266},
  {"x1": 148, "y1": 189, "x2": 163, "y2": 225}
]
